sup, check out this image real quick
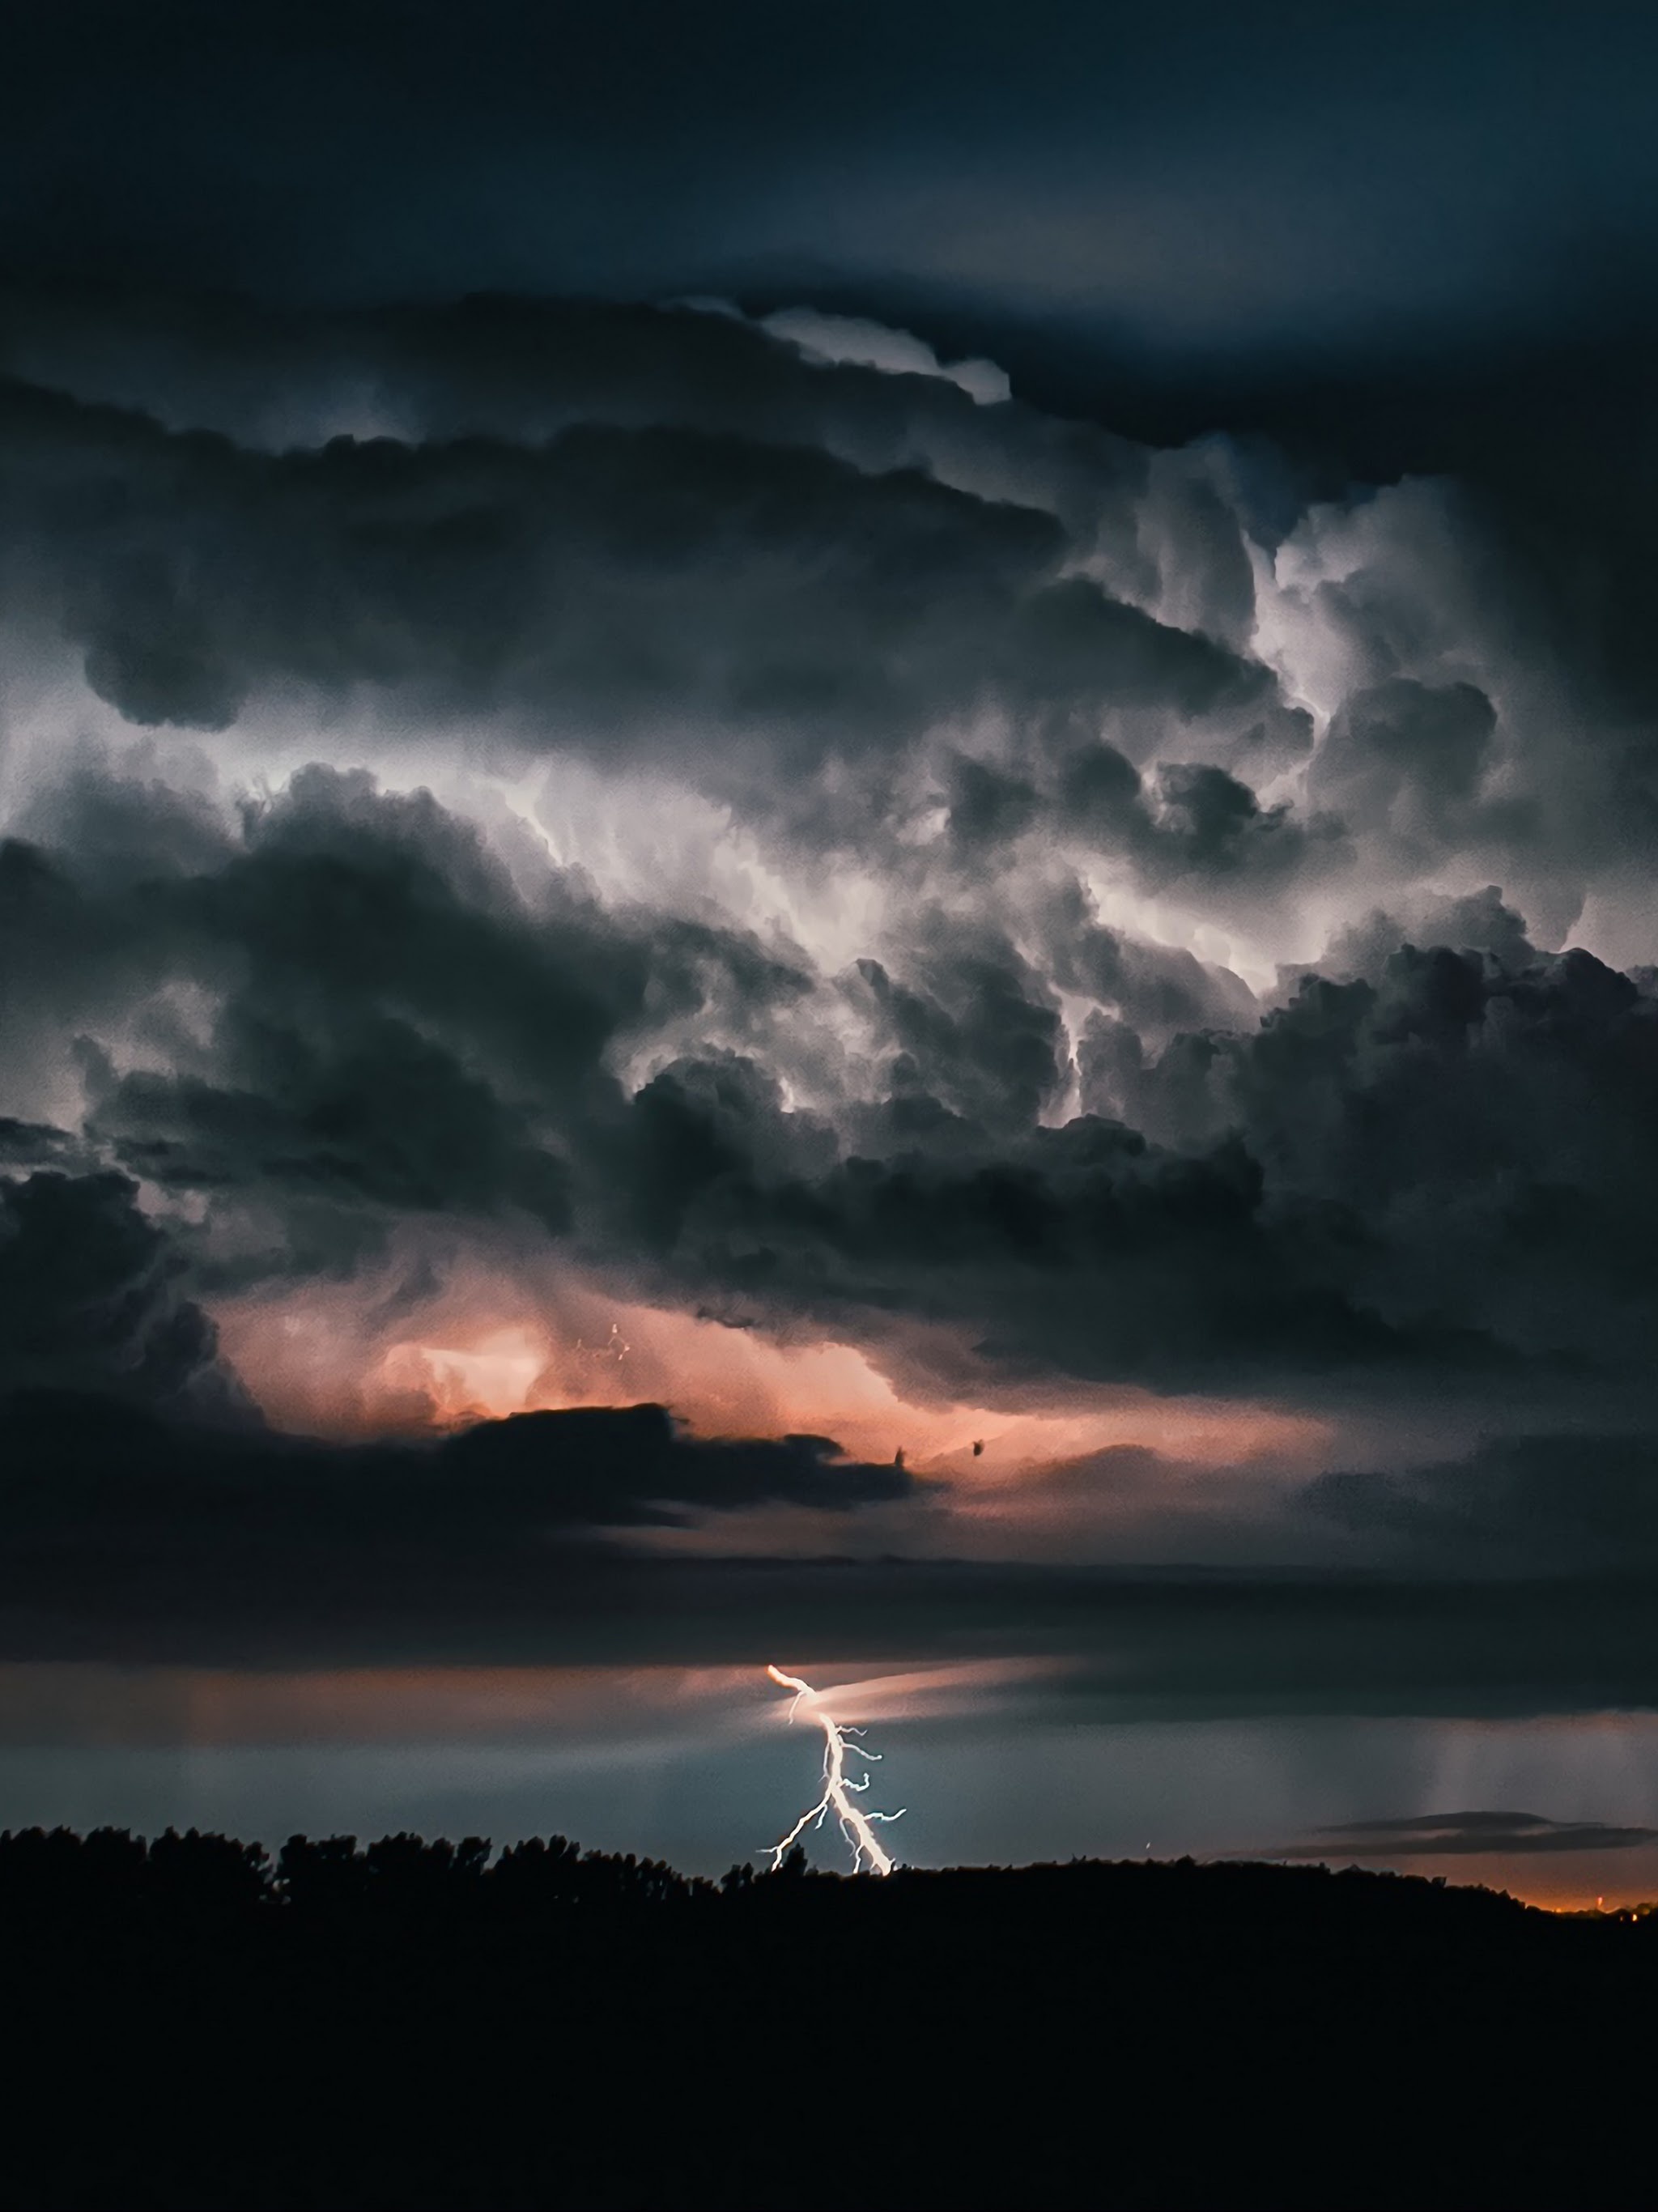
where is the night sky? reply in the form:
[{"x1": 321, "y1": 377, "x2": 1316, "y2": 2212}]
[{"x1": 5, "y1": 0, "x2": 1658, "y2": 1904}]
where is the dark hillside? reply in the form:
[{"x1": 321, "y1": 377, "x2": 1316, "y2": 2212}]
[{"x1": 0, "y1": 1828, "x2": 1651, "y2": 2210}]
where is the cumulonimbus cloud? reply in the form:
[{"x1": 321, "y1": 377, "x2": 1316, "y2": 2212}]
[{"x1": 2, "y1": 278, "x2": 1656, "y2": 1527}]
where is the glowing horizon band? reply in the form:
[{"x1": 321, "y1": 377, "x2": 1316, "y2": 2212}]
[{"x1": 764, "y1": 1663, "x2": 905, "y2": 1875}]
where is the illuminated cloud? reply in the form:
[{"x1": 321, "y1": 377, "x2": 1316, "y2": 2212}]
[{"x1": 756, "y1": 305, "x2": 1011, "y2": 406}]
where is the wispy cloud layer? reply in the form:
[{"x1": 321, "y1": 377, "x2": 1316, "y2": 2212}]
[{"x1": 1256, "y1": 1810, "x2": 1658, "y2": 1859}]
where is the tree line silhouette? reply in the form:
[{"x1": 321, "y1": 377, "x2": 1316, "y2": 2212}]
[{"x1": 2, "y1": 1825, "x2": 1653, "y2": 2210}]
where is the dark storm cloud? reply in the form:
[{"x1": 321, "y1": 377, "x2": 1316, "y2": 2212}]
[
  {"x1": 0, "y1": 1171, "x2": 233, "y2": 1414},
  {"x1": 618, "y1": 1087, "x2": 1337, "y2": 1383},
  {"x1": 1308, "y1": 886, "x2": 1538, "y2": 989},
  {"x1": 848, "y1": 935, "x2": 1068, "y2": 1138},
  {"x1": 1036, "y1": 879, "x2": 1256, "y2": 1040},
  {"x1": 1311, "y1": 679, "x2": 1499, "y2": 839},
  {"x1": 1010, "y1": 734, "x2": 1337, "y2": 902},
  {"x1": 6, "y1": 278, "x2": 1639, "y2": 930},
  {"x1": 0, "y1": 231, "x2": 1653, "y2": 1444},
  {"x1": 606, "y1": 940, "x2": 1658, "y2": 1397},
  {"x1": 0, "y1": 1386, "x2": 916, "y2": 1661},
  {"x1": 0, "y1": 365, "x2": 1287, "y2": 836},
  {"x1": 8, "y1": 742, "x2": 1658, "y2": 1402},
  {"x1": 0, "y1": 283, "x2": 1150, "y2": 525},
  {"x1": 0, "y1": 1117, "x2": 84, "y2": 1171},
  {"x1": 9, "y1": 1407, "x2": 1658, "y2": 1712},
  {"x1": 3, "y1": 1171, "x2": 1658, "y2": 1699},
  {"x1": 1141, "y1": 760, "x2": 1324, "y2": 888},
  {"x1": 2, "y1": 766, "x2": 818, "y2": 1284},
  {"x1": 1061, "y1": 945, "x2": 1658, "y2": 1380},
  {"x1": 0, "y1": 1389, "x2": 909, "y2": 1530},
  {"x1": 1303, "y1": 1433, "x2": 1658, "y2": 1576}
]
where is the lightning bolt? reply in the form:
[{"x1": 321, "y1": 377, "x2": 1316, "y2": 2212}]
[{"x1": 764, "y1": 1663, "x2": 906, "y2": 1875}]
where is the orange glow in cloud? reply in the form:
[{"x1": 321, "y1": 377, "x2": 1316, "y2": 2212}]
[{"x1": 213, "y1": 1257, "x2": 1326, "y2": 1487}]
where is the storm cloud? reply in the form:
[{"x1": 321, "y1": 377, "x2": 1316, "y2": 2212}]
[
  {"x1": 0, "y1": 257, "x2": 1656, "y2": 1670},
  {"x1": 7, "y1": 753, "x2": 1658, "y2": 1406},
  {"x1": 1303, "y1": 1431, "x2": 1658, "y2": 1576},
  {"x1": 0, "y1": 1168, "x2": 234, "y2": 1416}
]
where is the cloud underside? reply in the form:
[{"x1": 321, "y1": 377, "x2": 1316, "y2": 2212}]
[
  {"x1": 1, "y1": 1384, "x2": 1657, "y2": 1708},
  {"x1": 10, "y1": 1436, "x2": 1658, "y2": 1701}
]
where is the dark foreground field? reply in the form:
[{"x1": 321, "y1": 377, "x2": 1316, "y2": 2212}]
[{"x1": 2, "y1": 1827, "x2": 1652, "y2": 2211}]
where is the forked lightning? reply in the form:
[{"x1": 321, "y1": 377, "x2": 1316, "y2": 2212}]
[{"x1": 764, "y1": 1663, "x2": 905, "y2": 1874}]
